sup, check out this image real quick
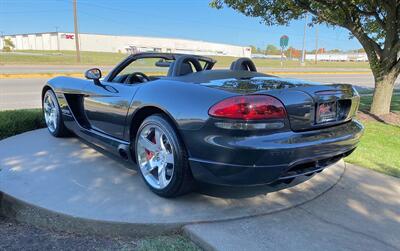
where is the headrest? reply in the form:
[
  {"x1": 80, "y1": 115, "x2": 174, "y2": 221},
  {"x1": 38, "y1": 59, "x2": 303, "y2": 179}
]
[
  {"x1": 230, "y1": 58, "x2": 257, "y2": 72},
  {"x1": 179, "y1": 62, "x2": 193, "y2": 76},
  {"x1": 168, "y1": 55, "x2": 203, "y2": 77}
]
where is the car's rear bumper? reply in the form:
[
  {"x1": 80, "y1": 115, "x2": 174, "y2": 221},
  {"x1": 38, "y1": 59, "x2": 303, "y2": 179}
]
[{"x1": 188, "y1": 120, "x2": 363, "y2": 186}]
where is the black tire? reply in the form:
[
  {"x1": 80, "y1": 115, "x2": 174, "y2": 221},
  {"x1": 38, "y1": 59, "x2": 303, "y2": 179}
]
[
  {"x1": 135, "y1": 114, "x2": 195, "y2": 197},
  {"x1": 42, "y1": 89, "x2": 70, "y2": 137}
]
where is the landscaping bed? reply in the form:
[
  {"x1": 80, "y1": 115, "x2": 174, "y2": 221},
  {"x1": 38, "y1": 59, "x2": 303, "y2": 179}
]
[{"x1": 0, "y1": 216, "x2": 198, "y2": 251}]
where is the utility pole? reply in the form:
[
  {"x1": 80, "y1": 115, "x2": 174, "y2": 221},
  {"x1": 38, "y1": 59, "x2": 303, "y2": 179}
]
[
  {"x1": 300, "y1": 14, "x2": 308, "y2": 66},
  {"x1": 73, "y1": 0, "x2": 81, "y2": 63},
  {"x1": 315, "y1": 25, "x2": 319, "y2": 64},
  {"x1": 55, "y1": 26, "x2": 60, "y2": 51}
]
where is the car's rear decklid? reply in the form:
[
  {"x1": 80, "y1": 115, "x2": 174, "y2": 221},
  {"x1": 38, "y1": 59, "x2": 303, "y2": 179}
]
[{"x1": 202, "y1": 77, "x2": 360, "y2": 131}]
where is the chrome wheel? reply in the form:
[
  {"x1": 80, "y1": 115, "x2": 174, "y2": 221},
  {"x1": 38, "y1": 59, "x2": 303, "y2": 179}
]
[
  {"x1": 136, "y1": 124, "x2": 175, "y2": 190},
  {"x1": 43, "y1": 91, "x2": 59, "y2": 133}
]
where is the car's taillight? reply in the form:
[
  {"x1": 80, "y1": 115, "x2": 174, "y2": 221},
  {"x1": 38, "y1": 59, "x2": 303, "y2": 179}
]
[{"x1": 209, "y1": 95, "x2": 286, "y2": 120}]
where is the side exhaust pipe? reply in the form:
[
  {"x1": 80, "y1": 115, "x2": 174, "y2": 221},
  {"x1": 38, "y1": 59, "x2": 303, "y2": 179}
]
[{"x1": 117, "y1": 144, "x2": 130, "y2": 160}]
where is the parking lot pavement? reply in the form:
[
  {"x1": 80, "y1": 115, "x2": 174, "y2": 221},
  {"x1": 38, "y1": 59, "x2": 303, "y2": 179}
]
[{"x1": 184, "y1": 164, "x2": 400, "y2": 251}]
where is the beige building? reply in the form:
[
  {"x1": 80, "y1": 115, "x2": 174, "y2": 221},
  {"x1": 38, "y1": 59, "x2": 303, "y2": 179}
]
[{"x1": 0, "y1": 32, "x2": 251, "y2": 57}]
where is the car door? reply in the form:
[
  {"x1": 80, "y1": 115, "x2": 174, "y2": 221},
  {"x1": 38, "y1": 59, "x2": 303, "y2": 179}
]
[
  {"x1": 83, "y1": 78, "x2": 138, "y2": 140},
  {"x1": 83, "y1": 54, "x2": 173, "y2": 139},
  {"x1": 83, "y1": 55, "x2": 171, "y2": 140}
]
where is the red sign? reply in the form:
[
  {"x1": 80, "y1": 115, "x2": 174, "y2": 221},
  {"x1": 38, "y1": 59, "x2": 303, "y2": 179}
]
[{"x1": 61, "y1": 34, "x2": 74, "y2": 40}]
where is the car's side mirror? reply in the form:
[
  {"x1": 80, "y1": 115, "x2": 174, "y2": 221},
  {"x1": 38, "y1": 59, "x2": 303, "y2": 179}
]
[{"x1": 85, "y1": 68, "x2": 102, "y2": 84}]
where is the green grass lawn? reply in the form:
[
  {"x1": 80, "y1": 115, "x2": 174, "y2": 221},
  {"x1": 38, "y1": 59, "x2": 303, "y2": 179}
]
[
  {"x1": 137, "y1": 235, "x2": 200, "y2": 251},
  {"x1": 213, "y1": 55, "x2": 370, "y2": 69},
  {"x1": 345, "y1": 94, "x2": 400, "y2": 178},
  {"x1": 0, "y1": 50, "x2": 126, "y2": 65},
  {"x1": 359, "y1": 94, "x2": 400, "y2": 113},
  {"x1": 345, "y1": 121, "x2": 400, "y2": 177},
  {"x1": 0, "y1": 50, "x2": 370, "y2": 69}
]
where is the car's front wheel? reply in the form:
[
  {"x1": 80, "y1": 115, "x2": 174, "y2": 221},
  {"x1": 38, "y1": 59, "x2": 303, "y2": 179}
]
[
  {"x1": 135, "y1": 114, "x2": 194, "y2": 197},
  {"x1": 43, "y1": 89, "x2": 69, "y2": 137}
]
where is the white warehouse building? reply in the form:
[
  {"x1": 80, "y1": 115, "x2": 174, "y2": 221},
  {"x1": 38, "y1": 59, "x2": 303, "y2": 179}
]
[
  {"x1": 305, "y1": 53, "x2": 368, "y2": 62},
  {"x1": 0, "y1": 32, "x2": 252, "y2": 57}
]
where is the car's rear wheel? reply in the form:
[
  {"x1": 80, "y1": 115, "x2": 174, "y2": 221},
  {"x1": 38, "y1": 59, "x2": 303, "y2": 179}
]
[
  {"x1": 43, "y1": 89, "x2": 69, "y2": 137},
  {"x1": 135, "y1": 114, "x2": 194, "y2": 197}
]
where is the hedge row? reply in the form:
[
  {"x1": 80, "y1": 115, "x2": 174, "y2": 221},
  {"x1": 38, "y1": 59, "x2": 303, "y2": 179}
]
[{"x1": 0, "y1": 109, "x2": 46, "y2": 140}]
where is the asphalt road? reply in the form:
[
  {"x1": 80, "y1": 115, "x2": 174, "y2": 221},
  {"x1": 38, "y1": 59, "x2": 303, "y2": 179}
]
[
  {"x1": 0, "y1": 78, "x2": 45, "y2": 110},
  {"x1": 1, "y1": 74, "x2": 399, "y2": 111}
]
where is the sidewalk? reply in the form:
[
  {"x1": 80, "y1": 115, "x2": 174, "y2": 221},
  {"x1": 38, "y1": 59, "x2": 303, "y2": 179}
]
[{"x1": 184, "y1": 164, "x2": 400, "y2": 251}]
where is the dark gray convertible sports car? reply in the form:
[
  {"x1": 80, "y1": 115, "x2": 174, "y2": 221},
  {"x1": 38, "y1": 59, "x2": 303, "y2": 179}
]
[{"x1": 42, "y1": 52, "x2": 363, "y2": 197}]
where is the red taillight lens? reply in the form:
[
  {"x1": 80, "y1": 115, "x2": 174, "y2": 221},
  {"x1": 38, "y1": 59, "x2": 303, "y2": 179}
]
[{"x1": 209, "y1": 95, "x2": 286, "y2": 120}]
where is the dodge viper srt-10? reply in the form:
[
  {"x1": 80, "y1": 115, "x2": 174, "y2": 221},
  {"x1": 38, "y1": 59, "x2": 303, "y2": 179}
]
[{"x1": 42, "y1": 53, "x2": 363, "y2": 197}]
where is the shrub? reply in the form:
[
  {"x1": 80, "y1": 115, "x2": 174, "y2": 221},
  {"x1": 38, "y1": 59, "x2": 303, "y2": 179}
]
[{"x1": 0, "y1": 109, "x2": 46, "y2": 140}]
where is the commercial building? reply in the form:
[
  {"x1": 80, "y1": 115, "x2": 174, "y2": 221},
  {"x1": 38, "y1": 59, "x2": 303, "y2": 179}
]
[
  {"x1": 0, "y1": 32, "x2": 251, "y2": 57},
  {"x1": 305, "y1": 53, "x2": 368, "y2": 62}
]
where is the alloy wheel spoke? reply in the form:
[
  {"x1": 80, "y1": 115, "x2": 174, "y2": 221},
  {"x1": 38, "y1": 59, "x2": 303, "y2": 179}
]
[
  {"x1": 158, "y1": 163, "x2": 167, "y2": 187},
  {"x1": 143, "y1": 161, "x2": 157, "y2": 174},
  {"x1": 48, "y1": 95, "x2": 56, "y2": 107},
  {"x1": 154, "y1": 129, "x2": 162, "y2": 148},
  {"x1": 44, "y1": 102, "x2": 51, "y2": 112},
  {"x1": 165, "y1": 152, "x2": 174, "y2": 164},
  {"x1": 139, "y1": 135, "x2": 158, "y2": 152}
]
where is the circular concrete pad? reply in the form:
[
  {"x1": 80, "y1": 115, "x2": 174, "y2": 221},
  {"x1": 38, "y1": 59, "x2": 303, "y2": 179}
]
[{"x1": 0, "y1": 129, "x2": 345, "y2": 236}]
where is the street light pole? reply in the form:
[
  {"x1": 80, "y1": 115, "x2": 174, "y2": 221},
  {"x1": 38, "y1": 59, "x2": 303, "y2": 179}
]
[
  {"x1": 73, "y1": 0, "x2": 81, "y2": 63},
  {"x1": 300, "y1": 14, "x2": 308, "y2": 66}
]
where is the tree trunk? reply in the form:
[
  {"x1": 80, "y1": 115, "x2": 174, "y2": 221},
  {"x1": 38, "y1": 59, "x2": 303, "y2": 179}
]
[{"x1": 370, "y1": 73, "x2": 397, "y2": 115}]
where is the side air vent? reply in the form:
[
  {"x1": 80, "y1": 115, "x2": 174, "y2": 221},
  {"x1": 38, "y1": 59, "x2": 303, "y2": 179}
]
[{"x1": 64, "y1": 94, "x2": 91, "y2": 129}]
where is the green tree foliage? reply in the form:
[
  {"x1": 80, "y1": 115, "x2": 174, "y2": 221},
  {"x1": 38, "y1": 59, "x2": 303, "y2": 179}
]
[
  {"x1": 249, "y1": 45, "x2": 258, "y2": 53},
  {"x1": 211, "y1": 0, "x2": 400, "y2": 116},
  {"x1": 3, "y1": 38, "x2": 15, "y2": 52},
  {"x1": 266, "y1": 44, "x2": 280, "y2": 54}
]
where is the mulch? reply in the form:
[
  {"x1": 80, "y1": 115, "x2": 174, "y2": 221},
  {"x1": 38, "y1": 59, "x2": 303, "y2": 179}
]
[{"x1": 357, "y1": 111, "x2": 400, "y2": 126}]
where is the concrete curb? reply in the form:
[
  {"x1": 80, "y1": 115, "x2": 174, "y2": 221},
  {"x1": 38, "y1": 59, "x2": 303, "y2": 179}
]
[
  {"x1": 0, "y1": 71, "x2": 370, "y2": 79},
  {"x1": 0, "y1": 192, "x2": 181, "y2": 238}
]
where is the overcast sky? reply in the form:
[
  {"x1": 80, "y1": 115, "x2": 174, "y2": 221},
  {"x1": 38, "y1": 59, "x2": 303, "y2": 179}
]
[{"x1": 0, "y1": 0, "x2": 362, "y2": 51}]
